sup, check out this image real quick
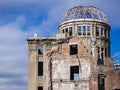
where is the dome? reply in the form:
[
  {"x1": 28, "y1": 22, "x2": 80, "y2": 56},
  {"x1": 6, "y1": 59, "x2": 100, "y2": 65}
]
[{"x1": 60, "y1": 6, "x2": 109, "y2": 24}]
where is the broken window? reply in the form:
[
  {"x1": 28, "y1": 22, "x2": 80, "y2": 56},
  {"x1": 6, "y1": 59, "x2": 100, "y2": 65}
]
[
  {"x1": 38, "y1": 46, "x2": 43, "y2": 54},
  {"x1": 65, "y1": 28, "x2": 68, "y2": 33},
  {"x1": 96, "y1": 27, "x2": 100, "y2": 36},
  {"x1": 69, "y1": 27, "x2": 73, "y2": 36},
  {"x1": 38, "y1": 62, "x2": 43, "y2": 76},
  {"x1": 62, "y1": 29, "x2": 64, "y2": 33},
  {"x1": 70, "y1": 44, "x2": 78, "y2": 55},
  {"x1": 101, "y1": 48, "x2": 104, "y2": 64},
  {"x1": 98, "y1": 74, "x2": 105, "y2": 90},
  {"x1": 101, "y1": 28, "x2": 104, "y2": 36},
  {"x1": 83, "y1": 26, "x2": 86, "y2": 35},
  {"x1": 78, "y1": 26, "x2": 82, "y2": 35},
  {"x1": 70, "y1": 66, "x2": 79, "y2": 80},
  {"x1": 38, "y1": 86, "x2": 43, "y2": 90},
  {"x1": 87, "y1": 26, "x2": 90, "y2": 35}
]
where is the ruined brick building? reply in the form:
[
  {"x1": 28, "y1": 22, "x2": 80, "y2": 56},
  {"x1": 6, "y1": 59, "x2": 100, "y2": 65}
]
[{"x1": 27, "y1": 6, "x2": 120, "y2": 90}]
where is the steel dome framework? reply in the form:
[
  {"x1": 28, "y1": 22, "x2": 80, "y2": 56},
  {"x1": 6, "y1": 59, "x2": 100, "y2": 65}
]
[{"x1": 61, "y1": 6, "x2": 109, "y2": 24}]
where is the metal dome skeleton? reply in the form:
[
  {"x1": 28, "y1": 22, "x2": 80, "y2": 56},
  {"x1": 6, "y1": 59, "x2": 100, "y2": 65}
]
[{"x1": 61, "y1": 6, "x2": 109, "y2": 24}]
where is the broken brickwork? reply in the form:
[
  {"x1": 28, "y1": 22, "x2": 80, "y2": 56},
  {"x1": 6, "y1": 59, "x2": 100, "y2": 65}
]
[{"x1": 27, "y1": 6, "x2": 120, "y2": 90}]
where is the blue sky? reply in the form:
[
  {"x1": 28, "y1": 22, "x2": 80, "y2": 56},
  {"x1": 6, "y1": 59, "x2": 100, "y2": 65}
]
[{"x1": 0, "y1": 0, "x2": 120, "y2": 90}]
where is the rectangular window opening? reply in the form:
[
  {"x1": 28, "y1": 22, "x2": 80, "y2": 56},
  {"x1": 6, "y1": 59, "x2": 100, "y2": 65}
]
[
  {"x1": 98, "y1": 74, "x2": 105, "y2": 90},
  {"x1": 105, "y1": 48, "x2": 107, "y2": 57},
  {"x1": 97, "y1": 47, "x2": 104, "y2": 65},
  {"x1": 38, "y1": 86, "x2": 43, "y2": 90},
  {"x1": 87, "y1": 26, "x2": 90, "y2": 35},
  {"x1": 38, "y1": 62, "x2": 43, "y2": 76},
  {"x1": 83, "y1": 26, "x2": 86, "y2": 35},
  {"x1": 62, "y1": 29, "x2": 64, "y2": 33},
  {"x1": 96, "y1": 27, "x2": 100, "y2": 36},
  {"x1": 69, "y1": 27, "x2": 73, "y2": 36},
  {"x1": 38, "y1": 46, "x2": 43, "y2": 54},
  {"x1": 65, "y1": 28, "x2": 68, "y2": 32},
  {"x1": 101, "y1": 28, "x2": 104, "y2": 36},
  {"x1": 70, "y1": 44, "x2": 78, "y2": 55},
  {"x1": 78, "y1": 26, "x2": 82, "y2": 35},
  {"x1": 70, "y1": 66, "x2": 79, "y2": 80}
]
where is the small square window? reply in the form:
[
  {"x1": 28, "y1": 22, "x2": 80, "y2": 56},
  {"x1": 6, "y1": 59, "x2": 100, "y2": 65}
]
[
  {"x1": 70, "y1": 44, "x2": 78, "y2": 55},
  {"x1": 38, "y1": 46, "x2": 43, "y2": 54}
]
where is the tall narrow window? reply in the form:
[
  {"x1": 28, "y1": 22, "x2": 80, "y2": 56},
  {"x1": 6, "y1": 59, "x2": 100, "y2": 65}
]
[
  {"x1": 96, "y1": 27, "x2": 100, "y2": 36},
  {"x1": 70, "y1": 44, "x2": 78, "y2": 55},
  {"x1": 87, "y1": 26, "x2": 90, "y2": 35},
  {"x1": 97, "y1": 47, "x2": 101, "y2": 65},
  {"x1": 101, "y1": 48, "x2": 104, "y2": 64},
  {"x1": 101, "y1": 28, "x2": 104, "y2": 36},
  {"x1": 62, "y1": 29, "x2": 64, "y2": 33},
  {"x1": 38, "y1": 86, "x2": 43, "y2": 90},
  {"x1": 83, "y1": 26, "x2": 86, "y2": 35},
  {"x1": 78, "y1": 26, "x2": 82, "y2": 35},
  {"x1": 98, "y1": 74, "x2": 105, "y2": 90},
  {"x1": 70, "y1": 66, "x2": 79, "y2": 80},
  {"x1": 38, "y1": 62, "x2": 43, "y2": 76},
  {"x1": 69, "y1": 27, "x2": 73, "y2": 36}
]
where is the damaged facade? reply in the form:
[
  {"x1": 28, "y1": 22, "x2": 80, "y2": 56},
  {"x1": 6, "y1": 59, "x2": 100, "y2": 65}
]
[{"x1": 27, "y1": 6, "x2": 120, "y2": 90}]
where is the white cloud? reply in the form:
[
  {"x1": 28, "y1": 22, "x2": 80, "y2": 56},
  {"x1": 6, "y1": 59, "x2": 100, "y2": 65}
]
[{"x1": 0, "y1": 16, "x2": 28, "y2": 90}]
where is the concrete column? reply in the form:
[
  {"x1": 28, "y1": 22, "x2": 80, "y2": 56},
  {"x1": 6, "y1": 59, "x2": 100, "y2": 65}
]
[
  {"x1": 28, "y1": 40, "x2": 38, "y2": 90},
  {"x1": 43, "y1": 41, "x2": 52, "y2": 90}
]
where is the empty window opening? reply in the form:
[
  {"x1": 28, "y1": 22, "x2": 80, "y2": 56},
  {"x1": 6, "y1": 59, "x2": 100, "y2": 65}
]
[
  {"x1": 69, "y1": 27, "x2": 73, "y2": 36},
  {"x1": 62, "y1": 29, "x2": 64, "y2": 33},
  {"x1": 38, "y1": 46, "x2": 43, "y2": 54},
  {"x1": 101, "y1": 48, "x2": 104, "y2": 64},
  {"x1": 78, "y1": 26, "x2": 82, "y2": 35},
  {"x1": 38, "y1": 62, "x2": 43, "y2": 76},
  {"x1": 98, "y1": 74, "x2": 105, "y2": 90},
  {"x1": 70, "y1": 66, "x2": 79, "y2": 80},
  {"x1": 87, "y1": 26, "x2": 90, "y2": 35},
  {"x1": 96, "y1": 27, "x2": 100, "y2": 36},
  {"x1": 38, "y1": 86, "x2": 43, "y2": 90},
  {"x1": 65, "y1": 28, "x2": 68, "y2": 33},
  {"x1": 97, "y1": 47, "x2": 104, "y2": 65},
  {"x1": 101, "y1": 28, "x2": 104, "y2": 36},
  {"x1": 83, "y1": 26, "x2": 86, "y2": 35},
  {"x1": 70, "y1": 44, "x2": 78, "y2": 55}
]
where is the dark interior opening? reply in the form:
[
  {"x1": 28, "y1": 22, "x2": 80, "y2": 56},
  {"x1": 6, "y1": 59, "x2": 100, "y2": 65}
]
[
  {"x1": 78, "y1": 26, "x2": 82, "y2": 35},
  {"x1": 98, "y1": 74, "x2": 105, "y2": 90},
  {"x1": 38, "y1": 86, "x2": 43, "y2": 90},
  {"x1": 38, "y1": 62, "x2": 43, "y2": 76},
  {"x1": 70, "y1": 66, "x2": 79, "y2": 80},
  {"x1": 70, "y1": 44, "x2": 78, "y2": 55},
  {"x1": 69, "y1": 27, "x2": 73, "y2": 36}
]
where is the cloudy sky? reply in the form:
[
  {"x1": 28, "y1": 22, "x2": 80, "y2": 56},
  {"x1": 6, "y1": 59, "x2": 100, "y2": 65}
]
[{"x1": 0, "y1": 0, "x2": 120, "y2": 90}]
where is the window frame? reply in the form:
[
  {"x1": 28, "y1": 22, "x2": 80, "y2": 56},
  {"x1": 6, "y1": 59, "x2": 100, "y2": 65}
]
[{"x1": 70, "y1": 44, "x2": 78, "y2": 55}]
